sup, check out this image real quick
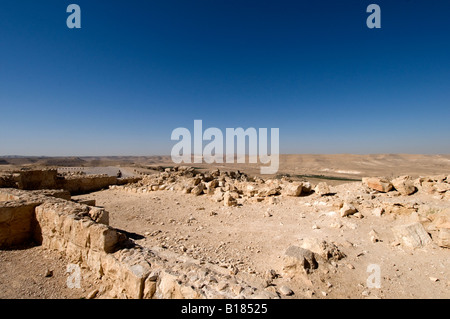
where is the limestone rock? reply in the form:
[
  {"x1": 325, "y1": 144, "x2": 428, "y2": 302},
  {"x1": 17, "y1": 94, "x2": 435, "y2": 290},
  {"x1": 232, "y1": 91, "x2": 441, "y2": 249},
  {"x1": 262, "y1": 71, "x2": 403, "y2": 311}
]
[
  {"x1": 301, "y1": 182, "x2": 313, "y2": 194},
  {"x1": 372, "y1": 207, "x2": 384, "y2": 217},
  {"x1": 421, "y1": 181, "x2": 435, "y2": 194},
  {"x1": 86, "y1": 289, "x2": 99, "y2": 299},
  {"x1": 209, "y1": 179, "x2": 219, "y2": 189},
  {"x1": 369, "y1": 229, "x2": 381, "y2": 243},
  {"x1": 299, "y1": 238, "x2": 345, "y2": 261},
  {"x1": 430, "y1": 209, "x2": 450, "y2": 230},
  {"x1": 143, "y1": 278, "x2": 157, "y2": 299},
  {"x1": 340, "y1": 203, "x2": 357, "y2": 217},
  {"x1": 282, "y1": 183, "x2": 303, "y2": 197},
  {"x1": 89, "y1": 207, "x2": 109, "y2": 226},
  {"x1": 437, "y1": 228, "x2": 450, "y2": 248},
  {"x1": 391, "y1": 176, "x2": 417, "y2": 196},
  {"x1": 392, "y1": 222, "x2": 432, "y2": 248},
  {"x1": 382, "y1": 202, "x2": 417, "y2": 215},
  {"x1": 223, "y1": 191, "x2": 237, "y2": 207},
  {"x1": 434, "y1": 182, "x2": 450, "y2": 193},
  {"x1": 315, "y1": 182, "x2": 331, "y2": 196},
  {"x1": 279, "y1": 285, "x2": 294, "y2": 296},
  {"x1": 282, "y1": 245, "x2": 318, "y2": 275},
  {"x1": 211, "y1": 188, "x2": 224, "y2": 202},
  {"x1": 258, "y1": 186, "x2": 280, "y2": 197},
  {"x1": 191, "y1": 183, "x2": 205, "y2": 196},
  {"x1": 363, "y1": 177, "x2": 393, "y2": 193}
]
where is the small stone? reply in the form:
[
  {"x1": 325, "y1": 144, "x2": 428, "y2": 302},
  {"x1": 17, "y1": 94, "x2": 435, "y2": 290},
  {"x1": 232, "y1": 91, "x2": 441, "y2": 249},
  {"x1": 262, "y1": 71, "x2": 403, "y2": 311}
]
[
  {"x1": 369, "y1": 229, "x2": 381, "y2": 243},
  {"x1": 347, "y1": 263, "x2": 355, "y2": 270},
  {"x1": 223, "y1": 191, "x2": 238, "y2": 207},
  {"x1": 429, "y1": 277, "x2": 439, "y2": 282},
  {"x1": 340, "y1": 203, "x2": 357, "y2": 217},
  {"x1": 315, "y1": 182, "x2": 331, "y2": 196},
  {"x1": 283, "y1": 246, "x2": 318, "y2": 274},
  {"x1": 86, "y1": 289, "x2": 99, "y2": 299},
  {"x1": 217, "y1": 281, "x2": 229, "y2": 291},
  {"x1": 279, "y1": 285, "x2": 294, "y2": 296},
  {"x1": 265, "y1": 269, "x2": 278, "y2": 280},
  {"x1": 363, "y1": 177, "x2": 393, "y2": 193},
  {"x1": 231, "y1": 284, "x2": 243, "y2": 295},
  {"x1": 329, "y1": 222, "x2": 343, "y2": 229},
  {"x1": 372, "y1": 207, "x2": 384, "y2": 217},
  {"x1": 391, "y1": 176, "x2": 417, "y2": 196},
  {"x1": 353, "y1": 212, "x2": 364, "y2": 219},
  {"x1": 437, "y1": 228, "x2": 450, "y2": 248},
  {"x1": 282, "y1": 183, "x2": 303, "y2": 197},
  {"x1": 44, "y1": 269, "x2": 53, "y2": 278}
]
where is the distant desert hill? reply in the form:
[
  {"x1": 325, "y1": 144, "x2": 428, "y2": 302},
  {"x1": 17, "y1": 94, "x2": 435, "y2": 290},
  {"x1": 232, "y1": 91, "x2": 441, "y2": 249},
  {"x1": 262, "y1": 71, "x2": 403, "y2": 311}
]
[
  {"x1": 37, "y1": 157, "x2": 87, "y2": 167},
  {"x1": 273, "y1": 154, "x2": 450, "y2": 180},
  {"x1": 1, "y1": 154, "x2": 449, "y2": 181}
]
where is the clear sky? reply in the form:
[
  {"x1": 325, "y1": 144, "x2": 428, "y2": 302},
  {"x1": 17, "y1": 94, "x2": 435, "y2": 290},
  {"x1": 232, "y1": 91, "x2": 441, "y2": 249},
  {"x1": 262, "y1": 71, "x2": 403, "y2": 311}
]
[{"x1": 1, "y1": 0, "x2": 449, "y2": 156}]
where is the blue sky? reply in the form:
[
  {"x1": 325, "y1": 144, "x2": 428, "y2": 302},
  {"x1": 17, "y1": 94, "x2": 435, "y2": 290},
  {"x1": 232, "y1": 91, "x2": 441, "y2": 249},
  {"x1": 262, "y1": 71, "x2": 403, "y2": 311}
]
[{"x1": 0, "y1": 0, "x2": 449, "y2": 156}]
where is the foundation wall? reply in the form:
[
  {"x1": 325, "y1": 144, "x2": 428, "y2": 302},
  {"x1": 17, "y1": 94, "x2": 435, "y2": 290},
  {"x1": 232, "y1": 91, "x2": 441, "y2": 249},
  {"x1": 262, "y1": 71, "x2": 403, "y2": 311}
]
[
  {"x1": 0, "y1": 188, "x2": 266, "y2": 299},
  {"x1": 0, "y1": 170, "x2": 141, "y2": 195}
]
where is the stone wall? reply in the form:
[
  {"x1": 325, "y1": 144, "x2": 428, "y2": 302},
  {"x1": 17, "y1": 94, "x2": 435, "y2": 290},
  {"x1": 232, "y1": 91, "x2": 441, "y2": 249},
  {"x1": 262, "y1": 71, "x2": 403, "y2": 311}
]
[
  {"x1": 61, "y1": 175, "x2": 118, "y2": 194},
  {"x1": 0, "y1": 169, "x2": 141, "y2": 195},
  {"x1": 15, "y1": 170, "x2": 58, "y2": 190},
  {"x1": 0, "y1": 201, "x2": 40, "y2": 247},
  {"x1": 0, "y1": 188, "x2": 268, "y2": 299}
]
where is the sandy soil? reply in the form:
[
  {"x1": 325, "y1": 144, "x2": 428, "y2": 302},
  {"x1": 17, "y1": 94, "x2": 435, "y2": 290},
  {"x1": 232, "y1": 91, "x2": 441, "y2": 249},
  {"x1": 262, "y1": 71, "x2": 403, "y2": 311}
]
[{"x1": 0, "y1": 245, "x2": 99, "y2": 299}]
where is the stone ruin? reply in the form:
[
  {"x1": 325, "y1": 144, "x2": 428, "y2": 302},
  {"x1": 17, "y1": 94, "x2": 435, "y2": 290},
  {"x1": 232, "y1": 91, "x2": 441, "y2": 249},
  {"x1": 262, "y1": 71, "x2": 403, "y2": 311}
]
[
  {"x1": 1, "y1": 167, "x2": 449, "y2": 299},
  {"x1": 111, "y1": 167, "x2": 450, "y2": 250},
  {"x1": 0, "y1": 169, "x2": 140, "y2": 194},
  {"x1": 110, "y1": 166, "x2": 313, "y2": 206}
]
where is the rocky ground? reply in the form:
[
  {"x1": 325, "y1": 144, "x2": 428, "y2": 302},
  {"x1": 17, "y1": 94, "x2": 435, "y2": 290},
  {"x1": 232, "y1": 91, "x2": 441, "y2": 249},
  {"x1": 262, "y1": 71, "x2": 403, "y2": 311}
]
[
  {"x1": 0, "y1": 245, "x2": 100, "y2": 299},
  {"x1": 1, "y1": 166, "x2": 449, "y2": 299},
  {"x1": 71, "y1": 168, "x2": 450, "y2": 299}
]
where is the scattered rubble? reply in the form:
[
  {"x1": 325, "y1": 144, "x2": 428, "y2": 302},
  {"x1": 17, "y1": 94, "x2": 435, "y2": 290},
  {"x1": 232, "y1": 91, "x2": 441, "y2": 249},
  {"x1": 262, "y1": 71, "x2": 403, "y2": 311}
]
[{"x1": 2, "y1": 167, "x2": 450, "y2": 299}]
